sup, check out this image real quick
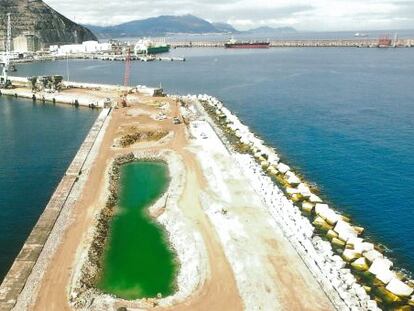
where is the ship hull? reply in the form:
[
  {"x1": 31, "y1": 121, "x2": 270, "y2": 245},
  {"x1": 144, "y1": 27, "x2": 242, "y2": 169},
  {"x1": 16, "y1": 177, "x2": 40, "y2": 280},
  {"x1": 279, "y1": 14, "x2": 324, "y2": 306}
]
[{"x1": 147, "y1": 45, "x2": 170, "y2": 54}]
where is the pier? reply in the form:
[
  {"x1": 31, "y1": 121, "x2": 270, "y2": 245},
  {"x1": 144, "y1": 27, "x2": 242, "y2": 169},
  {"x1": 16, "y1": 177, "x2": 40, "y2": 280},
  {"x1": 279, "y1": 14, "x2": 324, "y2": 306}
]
[
  {"x1": 0, "y1": 86, "x2": 338, "y2": 310},
  {"x1": 0, "y1": 108, "x2": 111, "y2": 310},
  {"x1": 0, "y1": 76, "x2": 163, "y2": 109},
  {"x1": 0, "y1": 79, "x2": 413, "y2": 310}
]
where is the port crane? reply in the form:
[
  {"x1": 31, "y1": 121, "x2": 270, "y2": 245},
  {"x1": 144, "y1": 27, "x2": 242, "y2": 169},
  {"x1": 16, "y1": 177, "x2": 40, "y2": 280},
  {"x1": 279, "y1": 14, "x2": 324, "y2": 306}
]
[
  {"x1": 123, "y1": 47, "x2": 131, "y2": 87},
  {"x1": 119, "y1": 47, "x2": 131, "y2": 107},
  {"x1": 1, "y1": 13, "x2": 12, "y2": 88}
]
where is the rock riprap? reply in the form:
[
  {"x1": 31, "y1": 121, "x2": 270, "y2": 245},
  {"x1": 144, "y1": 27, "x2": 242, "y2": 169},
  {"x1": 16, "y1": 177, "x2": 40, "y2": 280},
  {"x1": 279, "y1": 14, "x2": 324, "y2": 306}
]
[{"x1": 184, "y1": 93, "x2": 414, "y2": 311}]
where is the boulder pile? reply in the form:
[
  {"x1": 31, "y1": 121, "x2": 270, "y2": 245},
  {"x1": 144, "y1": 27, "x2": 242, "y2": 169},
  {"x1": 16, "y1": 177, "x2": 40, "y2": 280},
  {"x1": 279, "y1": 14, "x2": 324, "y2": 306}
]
[{"x1": 187, "y1": 94, "x2": 414, "y2": 310}]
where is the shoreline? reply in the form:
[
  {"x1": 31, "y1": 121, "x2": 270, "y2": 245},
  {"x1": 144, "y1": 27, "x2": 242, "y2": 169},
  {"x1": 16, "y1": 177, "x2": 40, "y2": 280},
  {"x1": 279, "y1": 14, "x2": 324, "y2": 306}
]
[{"x1": 185, "y1": 93, "x2": 414, "y2": 309}]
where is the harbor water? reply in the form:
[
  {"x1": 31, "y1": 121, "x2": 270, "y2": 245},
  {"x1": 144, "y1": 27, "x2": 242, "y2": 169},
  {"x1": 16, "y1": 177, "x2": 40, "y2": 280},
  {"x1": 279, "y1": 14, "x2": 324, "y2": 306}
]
[
  {"x1": 9, "y1": 47, "x2": 414, "y2": 276},
  {"x1": 97, "y1": 161, "x2": 176, "y2": 299},
  {"x1": 0, "y1": 97, "x2": 98, "y2": 280}
]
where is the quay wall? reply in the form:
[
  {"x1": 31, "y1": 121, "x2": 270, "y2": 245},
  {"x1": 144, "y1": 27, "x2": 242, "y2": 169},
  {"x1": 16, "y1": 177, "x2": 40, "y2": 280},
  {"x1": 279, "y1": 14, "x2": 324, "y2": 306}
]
[
  {"x1": 6, "y1": 77, "x2": 132, "y2": 93},
  {"x1": 0, "y1": 77, "x2": 130, "y2": 108},
  {"x1": 0, "y1": 87, "x2": 105, "y2": 108},
  {"x1": 0, "y1": 108, "x2": 112, "y2": 311},
  {"x1": 0, "y1": 77, "x2": 162, "y2": 108}
]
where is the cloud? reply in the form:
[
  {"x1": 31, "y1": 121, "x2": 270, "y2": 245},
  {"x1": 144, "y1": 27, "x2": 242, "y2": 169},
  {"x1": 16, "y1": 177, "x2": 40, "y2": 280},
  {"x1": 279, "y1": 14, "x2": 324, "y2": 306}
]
[{"x1": 43, "y1": 0, "x2": 414, "y2": 30}]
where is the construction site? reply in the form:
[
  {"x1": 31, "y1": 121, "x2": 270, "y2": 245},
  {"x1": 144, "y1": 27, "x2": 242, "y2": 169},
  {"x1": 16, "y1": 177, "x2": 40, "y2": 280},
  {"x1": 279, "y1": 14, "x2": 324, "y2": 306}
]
[{"x1": 1, "y1": 9, "x2": 414, "y2": 311}]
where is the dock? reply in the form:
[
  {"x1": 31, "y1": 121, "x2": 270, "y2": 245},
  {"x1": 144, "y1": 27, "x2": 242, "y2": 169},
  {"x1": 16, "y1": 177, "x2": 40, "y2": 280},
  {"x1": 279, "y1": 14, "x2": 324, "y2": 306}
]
[{"x1": 0, "y1": 77, "x2": 163, "y2": 108}]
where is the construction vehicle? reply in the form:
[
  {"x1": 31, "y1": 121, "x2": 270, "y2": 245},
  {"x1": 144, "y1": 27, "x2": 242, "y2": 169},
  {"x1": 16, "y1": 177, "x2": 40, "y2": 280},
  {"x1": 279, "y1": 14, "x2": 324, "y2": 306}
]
[{"x1": 28, "y1": 75, "x2": 63, "y2": 92}]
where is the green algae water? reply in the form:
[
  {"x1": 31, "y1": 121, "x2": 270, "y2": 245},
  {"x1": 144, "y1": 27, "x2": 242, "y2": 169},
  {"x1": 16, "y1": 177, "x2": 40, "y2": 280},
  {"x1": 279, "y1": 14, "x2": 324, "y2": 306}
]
[{"x1": 97, "y1": 161, "x2": 176, "y2": 299}]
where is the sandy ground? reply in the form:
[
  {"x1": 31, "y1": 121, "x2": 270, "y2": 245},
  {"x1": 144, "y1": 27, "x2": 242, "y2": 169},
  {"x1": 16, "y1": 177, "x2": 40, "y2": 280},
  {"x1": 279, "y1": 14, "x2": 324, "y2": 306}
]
[
  {"x1": 31, "y1": 96, "x2": 242, "y2": 311},
  {"x1": 189, "y1": 120, "x2": 333, "y2": 310},
  {"x1": 27, "y1": 94, "x2": 334, "y2": 310}
]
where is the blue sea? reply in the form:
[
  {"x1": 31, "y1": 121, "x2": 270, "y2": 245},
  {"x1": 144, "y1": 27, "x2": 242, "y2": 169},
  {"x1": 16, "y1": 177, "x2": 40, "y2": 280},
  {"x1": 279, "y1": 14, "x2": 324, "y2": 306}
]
[
  {"x1": 0, "y1": 98, "x2": 98, "y2": 279},
  {"x1": 5, "y1": 47, "x2": 414, "y2": 279}
]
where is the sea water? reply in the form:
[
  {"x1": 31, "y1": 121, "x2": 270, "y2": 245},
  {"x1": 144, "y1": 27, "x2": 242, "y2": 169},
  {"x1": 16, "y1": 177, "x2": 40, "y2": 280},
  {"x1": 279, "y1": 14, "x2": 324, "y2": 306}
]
[
  {"x1": 15, "y1": 47, "x2": 414, "y2": 274},
  {"x1": 0, "y1": 97, "x2": 98, "y2": 280}
]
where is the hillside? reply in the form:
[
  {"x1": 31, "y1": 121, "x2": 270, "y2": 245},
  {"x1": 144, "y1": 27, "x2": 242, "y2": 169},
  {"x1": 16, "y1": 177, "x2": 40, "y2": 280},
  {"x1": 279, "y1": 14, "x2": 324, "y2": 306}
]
[
  {"x1": 0, "y1": 0, "x2": 96, "y2": 50},
  {"x1": 87, "y1": 15, "x2": 235, "y2": 38}
]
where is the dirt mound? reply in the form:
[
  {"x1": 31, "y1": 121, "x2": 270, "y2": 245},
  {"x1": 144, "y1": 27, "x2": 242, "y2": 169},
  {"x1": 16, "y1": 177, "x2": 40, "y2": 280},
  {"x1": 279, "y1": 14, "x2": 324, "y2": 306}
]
[{"x1": 119, "y1": 130, "x2": 169, "y2": 147}]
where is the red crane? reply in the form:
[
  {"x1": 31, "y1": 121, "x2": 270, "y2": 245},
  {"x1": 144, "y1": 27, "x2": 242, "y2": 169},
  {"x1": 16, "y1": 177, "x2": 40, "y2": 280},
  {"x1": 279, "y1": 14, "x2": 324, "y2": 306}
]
[{"x1": 123, "y1": 48, "x2": 131, "y2": 86}]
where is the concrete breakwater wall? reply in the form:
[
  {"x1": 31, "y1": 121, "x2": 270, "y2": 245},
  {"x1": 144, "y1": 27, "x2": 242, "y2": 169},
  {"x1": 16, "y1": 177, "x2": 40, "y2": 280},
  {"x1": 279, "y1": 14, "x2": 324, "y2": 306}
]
[
  {"x1": 184, "y1": 94, "x2": 414, "y2": 310},
  {"x1": 0, "y1": 108, "x2": 111, "y2": 311},
  {"x1": 170, "y1": 39, "x2": 414, "y2": 48}
]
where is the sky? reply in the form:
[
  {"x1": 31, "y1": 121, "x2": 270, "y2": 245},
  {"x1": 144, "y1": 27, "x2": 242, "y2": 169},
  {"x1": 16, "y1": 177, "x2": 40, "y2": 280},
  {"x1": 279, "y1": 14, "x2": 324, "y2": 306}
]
[{"x1": 44, "y1": 0, "x2": 414, "y2": 31}]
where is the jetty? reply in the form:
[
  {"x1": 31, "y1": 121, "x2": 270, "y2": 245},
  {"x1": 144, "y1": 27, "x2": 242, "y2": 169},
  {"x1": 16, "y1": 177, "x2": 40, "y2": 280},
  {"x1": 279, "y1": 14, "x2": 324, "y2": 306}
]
[
  {"x1": 0, "y1": 76, "x2": 163, "y2": 108},
  {"x1": 0, "y1": 78, "x2": 413, "y2": 310}
]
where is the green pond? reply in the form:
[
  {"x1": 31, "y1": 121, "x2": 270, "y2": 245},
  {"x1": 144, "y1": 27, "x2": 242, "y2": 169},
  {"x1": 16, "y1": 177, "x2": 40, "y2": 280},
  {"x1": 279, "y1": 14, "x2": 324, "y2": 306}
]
[{"x1": 97, "y1": 161, "x2": 177, "y2": 300}]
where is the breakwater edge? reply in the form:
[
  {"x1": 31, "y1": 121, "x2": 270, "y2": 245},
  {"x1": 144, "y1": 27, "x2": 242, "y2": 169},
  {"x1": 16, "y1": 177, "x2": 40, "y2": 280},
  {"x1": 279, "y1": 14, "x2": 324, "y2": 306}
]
[
  {"x1": 179, "y1": 93, "x2": 414, "y2": 310},
  {"x1": 1, "y1": 78, "x2": 412, "y2": 310}
]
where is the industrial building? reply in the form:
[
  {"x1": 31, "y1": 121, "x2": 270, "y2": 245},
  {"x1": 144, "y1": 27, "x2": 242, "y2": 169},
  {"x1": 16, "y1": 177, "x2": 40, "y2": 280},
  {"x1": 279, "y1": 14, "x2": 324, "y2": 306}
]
[
  {"x1": 50, "y1": 41, "x2": 112, "y2": 55},
  {"x1": 13, "y1": 32, "x2": 41, "y2": 52}
]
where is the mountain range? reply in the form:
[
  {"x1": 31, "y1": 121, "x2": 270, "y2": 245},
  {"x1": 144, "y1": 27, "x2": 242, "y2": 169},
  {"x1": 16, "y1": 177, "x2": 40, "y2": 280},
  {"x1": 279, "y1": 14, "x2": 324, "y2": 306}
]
[{"x1": 85, "y1": 15, "x2": 296, "y2": 39}]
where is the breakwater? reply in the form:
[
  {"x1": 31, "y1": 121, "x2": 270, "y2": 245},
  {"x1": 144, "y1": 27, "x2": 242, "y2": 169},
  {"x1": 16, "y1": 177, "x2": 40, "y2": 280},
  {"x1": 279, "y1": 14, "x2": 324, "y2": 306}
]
[
  {"x1": 0, "y1": 108, "x2": 111, "y2": 310},
  {"x1": 169, "y1": 39, "x2": 414, "y2": 48},
  {"x1": 183, "y1": 94, "x2": 414, "y2": 310}
]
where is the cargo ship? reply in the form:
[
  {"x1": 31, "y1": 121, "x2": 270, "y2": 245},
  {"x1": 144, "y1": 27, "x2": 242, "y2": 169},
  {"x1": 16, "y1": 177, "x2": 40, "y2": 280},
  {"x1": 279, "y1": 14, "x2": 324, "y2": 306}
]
[
  {"x1": 134, "y1": 39, "x2": 170, "y2": 55},
  {"x1": 224, "y1": 38, "x2": 270, "y2": 49}
]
